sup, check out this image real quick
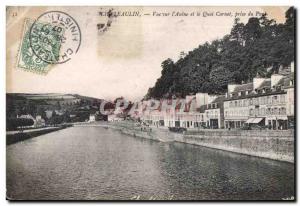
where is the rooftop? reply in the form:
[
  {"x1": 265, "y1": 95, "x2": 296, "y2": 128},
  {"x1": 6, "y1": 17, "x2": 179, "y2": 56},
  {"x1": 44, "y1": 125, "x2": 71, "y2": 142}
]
[
  {"x1": 233, "y1": 83, "x2": 254, "y2": 93},
  {"x1": 257, "y1": 79, "x2": 271, "y2": 90}
]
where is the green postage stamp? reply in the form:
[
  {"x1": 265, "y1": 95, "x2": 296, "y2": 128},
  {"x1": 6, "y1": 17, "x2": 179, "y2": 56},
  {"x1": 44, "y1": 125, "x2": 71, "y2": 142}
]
[{"x1": 17, "y1": 19, "x2": 63, "y2": 74}]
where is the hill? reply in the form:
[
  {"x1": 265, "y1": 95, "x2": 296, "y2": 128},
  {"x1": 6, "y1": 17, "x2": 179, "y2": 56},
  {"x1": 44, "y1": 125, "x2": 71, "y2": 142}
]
[{"x1": 146, "y1": 7, "x2": 294, "y2": 99}]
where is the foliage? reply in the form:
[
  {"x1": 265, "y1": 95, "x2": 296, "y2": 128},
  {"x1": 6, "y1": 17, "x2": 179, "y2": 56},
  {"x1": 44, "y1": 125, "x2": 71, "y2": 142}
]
[
  {"x1": 7, "y1": 118, "x2": 34, "y2": 130},
  {"x1": 146, "y1": 7, "x2": 294, "y2": 98}
]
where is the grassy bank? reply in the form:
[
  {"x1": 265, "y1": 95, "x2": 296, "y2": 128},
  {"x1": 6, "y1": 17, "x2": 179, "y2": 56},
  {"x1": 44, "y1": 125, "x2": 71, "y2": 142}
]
[{"x1": 6, "y1": 125, "x2": 72, "y2": 145}]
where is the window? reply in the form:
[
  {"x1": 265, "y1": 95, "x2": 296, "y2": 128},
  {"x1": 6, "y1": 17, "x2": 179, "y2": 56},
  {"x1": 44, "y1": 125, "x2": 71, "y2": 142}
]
[
  {"x1": 274, "y1": 108, "x2": 278, "y2": 115},
  {"x1": 235, "y1": 101, "x2": 238, "y2": 107},
  {"x1": 255, "y1": 108, "x2": 259, "y2": 116},
  {"x1": 259, "y1": 97, "x2": 263, "y2": 105},
  {"x1": 267, "y1": 96, "x2": 271, "y2": 104},
  {"x1": 239, "y1": 100, "x2": 243, "y2": 107},
  {"x1": 280, "y1": 95, "x2": 285, "y2": 103},
  {"x1": 253, "y1": 98, "x2": 258, "y2": 105},
  {"x1": 224, "y1": 102, "x2": 229, "y2": 108},
  {"x1": 273, "y1": 96, "x2": 278, "y2": 104},
  {"x1": 261, "y1": 108, "x2": 265, "y2": 115},
  {"x1": 250, "y1": 109, "x2": 254, "y2": 116}
]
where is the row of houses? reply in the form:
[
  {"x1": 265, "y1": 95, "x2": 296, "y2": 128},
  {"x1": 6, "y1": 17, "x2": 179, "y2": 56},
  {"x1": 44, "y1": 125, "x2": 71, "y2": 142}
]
[{"x1": 138, "y1": 63, "x2": 295, "y2": 130}]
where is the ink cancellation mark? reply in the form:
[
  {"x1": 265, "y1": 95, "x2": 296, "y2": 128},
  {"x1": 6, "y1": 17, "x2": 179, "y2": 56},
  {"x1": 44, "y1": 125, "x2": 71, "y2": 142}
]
[{"x1": 29, "y1": 11, "x2": 81, "y2": 64}]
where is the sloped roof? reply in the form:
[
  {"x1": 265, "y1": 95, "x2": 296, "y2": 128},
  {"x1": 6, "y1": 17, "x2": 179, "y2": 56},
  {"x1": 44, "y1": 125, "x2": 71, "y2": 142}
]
[
  {"x1": 257, "y1": 79, "x2": 271, "y2": 90},
  {"x1": 211, "y1": 95, "x2": 226, "y2": 103},
  {"x1": 283, "y1": 74, "x2": 294, "y2": 87},
  {"x1": 233, "y1": 83, "x2": 253, "y2": 92},
  {"x1": 198, "y1": 105, "x2": 207, "y2": 113},
  {"x1": 275, "y1": 78, "x2": 285, "y2": 87}
]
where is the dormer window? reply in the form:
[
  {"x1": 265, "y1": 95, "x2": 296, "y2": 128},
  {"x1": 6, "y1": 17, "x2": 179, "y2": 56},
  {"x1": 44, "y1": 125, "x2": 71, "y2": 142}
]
[{"x1": 245, "y1": 91, "x2": 249, "y2": 95}]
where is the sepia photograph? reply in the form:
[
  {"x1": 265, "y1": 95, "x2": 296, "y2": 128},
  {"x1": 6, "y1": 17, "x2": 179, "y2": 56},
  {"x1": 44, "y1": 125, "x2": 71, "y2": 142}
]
[{"x1": 5, "y1": 5, "x2": 295, "y2": 201}]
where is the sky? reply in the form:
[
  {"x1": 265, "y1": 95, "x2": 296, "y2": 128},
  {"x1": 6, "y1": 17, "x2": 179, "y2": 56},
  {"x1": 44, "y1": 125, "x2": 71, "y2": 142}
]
[{"x1": 6, "y1": 6, "x2": 288, "y2": 101}]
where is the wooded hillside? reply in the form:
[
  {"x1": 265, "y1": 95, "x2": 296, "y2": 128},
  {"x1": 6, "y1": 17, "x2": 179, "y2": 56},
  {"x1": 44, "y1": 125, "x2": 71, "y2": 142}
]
[{"x1": 146, "y1": 7, "x2": 294, "y2": 99}]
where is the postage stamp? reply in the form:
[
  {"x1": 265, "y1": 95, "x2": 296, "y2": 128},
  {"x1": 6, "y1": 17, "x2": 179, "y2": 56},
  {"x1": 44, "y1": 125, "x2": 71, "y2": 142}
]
[
  {"x1": 17, "y1": 19, "x2": 51, "y2": 74},
  {"x1": 29, "y1": 11, "x2": 81, "y2": 64},
  {"x1": 17, "y1": 11, "x2": 81, "y2": 74}
]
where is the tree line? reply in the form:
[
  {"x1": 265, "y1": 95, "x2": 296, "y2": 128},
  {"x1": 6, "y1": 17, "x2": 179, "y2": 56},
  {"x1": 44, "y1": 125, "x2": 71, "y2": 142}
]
[{"x1": 146, "y1": 7, "x2": 294, "y2": 99}]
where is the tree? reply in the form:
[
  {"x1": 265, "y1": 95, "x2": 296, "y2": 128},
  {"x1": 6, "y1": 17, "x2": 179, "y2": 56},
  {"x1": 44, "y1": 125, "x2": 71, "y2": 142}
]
[
  {"x1": 7, "y1": 118, "x2": 34, "y2": 131},
  {"x1": 146, "y1": 7, "x2": 294, "y2": 99}
]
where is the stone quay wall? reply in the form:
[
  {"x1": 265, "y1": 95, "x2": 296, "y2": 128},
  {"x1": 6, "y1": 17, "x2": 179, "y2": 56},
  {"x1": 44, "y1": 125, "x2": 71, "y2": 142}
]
[
  {"x1": 175, "y1": 129, "x2": 294, "y2": 163},
  {"x1": 111, "y1": 122, "x2": 294, "y2": 163}
]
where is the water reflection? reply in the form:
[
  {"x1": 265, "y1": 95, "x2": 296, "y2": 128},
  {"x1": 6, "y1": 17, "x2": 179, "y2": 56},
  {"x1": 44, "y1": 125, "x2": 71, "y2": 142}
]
[{"x1": 7, "y1": 127, "x2": 294, "y2": 200}]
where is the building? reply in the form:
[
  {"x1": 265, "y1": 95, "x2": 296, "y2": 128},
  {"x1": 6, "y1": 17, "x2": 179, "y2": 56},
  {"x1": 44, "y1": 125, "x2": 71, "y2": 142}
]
[
  {"x1": 35, "y1": 115, "x2": 46, "y2": 127},
  {"x1": 138, "y1": 62, "x2": 294, "y2": 130},
  {"x1": 200, "y1": 96, "x2": 225, "y2": 129},
  {"x1": 89, "y1": 114, "x2": 96, "y2": 122},
  {"x1": 224, "y1": 70, "x2": 294, "y2": 130},
  {"x1": 223, "y1": 82, "x2": 254, "y2": 129}
]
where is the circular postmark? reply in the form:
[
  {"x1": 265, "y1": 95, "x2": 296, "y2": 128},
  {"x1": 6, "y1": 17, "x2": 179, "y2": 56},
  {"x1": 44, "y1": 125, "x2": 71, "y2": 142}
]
[{"x1": 29, "y1": 11, "x2": 81, "y2": 64}]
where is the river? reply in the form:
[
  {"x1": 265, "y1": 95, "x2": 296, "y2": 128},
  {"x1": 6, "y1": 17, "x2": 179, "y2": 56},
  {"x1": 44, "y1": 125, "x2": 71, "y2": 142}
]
[{"x1": 6, "y1": 126, "x2": 294, "y2": 200}]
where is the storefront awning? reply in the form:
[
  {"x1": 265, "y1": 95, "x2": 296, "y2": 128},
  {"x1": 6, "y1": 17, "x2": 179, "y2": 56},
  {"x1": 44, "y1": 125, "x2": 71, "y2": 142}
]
[
  {"x1": 245, "y1": 118, "x2": 264, "y2": 124},
  {"x1": 252, "y1": 118, "x2": 264, "y2": 124},
  {"x1": 245, "y1": 118, "x2": 255, "y2": 123}
]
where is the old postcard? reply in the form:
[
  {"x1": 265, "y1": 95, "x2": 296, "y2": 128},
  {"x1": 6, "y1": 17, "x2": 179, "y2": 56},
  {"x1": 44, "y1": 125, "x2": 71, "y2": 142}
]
[{"x1": 6, "y1": 6, "x2": 295, "y2": 200}]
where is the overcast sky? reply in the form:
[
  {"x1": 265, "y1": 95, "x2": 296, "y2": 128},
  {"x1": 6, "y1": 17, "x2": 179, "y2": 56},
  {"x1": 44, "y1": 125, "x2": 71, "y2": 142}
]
[{"x1": 7, "y1": 6, "x2": 288, "y2": 101}]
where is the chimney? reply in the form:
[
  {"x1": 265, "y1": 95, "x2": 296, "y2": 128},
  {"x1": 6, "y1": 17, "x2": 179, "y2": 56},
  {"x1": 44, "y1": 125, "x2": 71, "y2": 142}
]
[
  {"x1": 195, "y1": 93, "x2": 209, "y2": 108},
  {"x1": 291, "y1": 61, "x2": 294, "y2": 73}
]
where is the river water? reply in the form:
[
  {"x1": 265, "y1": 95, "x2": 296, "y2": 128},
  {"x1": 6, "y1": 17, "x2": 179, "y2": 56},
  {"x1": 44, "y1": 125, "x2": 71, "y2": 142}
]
[{"x1": 6, "y1": 126, "x2": 294, "y2": 200}]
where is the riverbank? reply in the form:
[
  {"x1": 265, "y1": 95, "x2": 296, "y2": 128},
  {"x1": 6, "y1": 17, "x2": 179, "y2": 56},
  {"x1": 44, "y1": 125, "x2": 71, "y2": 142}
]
[
  {"x1": 7, "y1": 125, "x2": 294, "y2": 200},
  {"x1": 6, "y1": 125, "x2": 72, "y2": 145},
  {"x1": 74, "y1": 121, "x2": 294, "y2": 163}
]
